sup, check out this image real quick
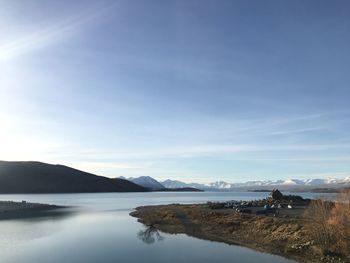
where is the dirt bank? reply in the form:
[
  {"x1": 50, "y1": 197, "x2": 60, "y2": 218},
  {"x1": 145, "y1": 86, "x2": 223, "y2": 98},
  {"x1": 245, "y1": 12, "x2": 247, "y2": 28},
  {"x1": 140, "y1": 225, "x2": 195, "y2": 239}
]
[{"x1": 130, "y1": 204, "x2": 348, "y2": 263}]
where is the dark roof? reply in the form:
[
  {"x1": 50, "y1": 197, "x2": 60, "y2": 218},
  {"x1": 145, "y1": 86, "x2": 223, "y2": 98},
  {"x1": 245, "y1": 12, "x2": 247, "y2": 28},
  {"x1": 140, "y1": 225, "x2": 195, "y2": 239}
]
[{"x1": 270, "y1": 189, "x2": 283, "y2": 200}]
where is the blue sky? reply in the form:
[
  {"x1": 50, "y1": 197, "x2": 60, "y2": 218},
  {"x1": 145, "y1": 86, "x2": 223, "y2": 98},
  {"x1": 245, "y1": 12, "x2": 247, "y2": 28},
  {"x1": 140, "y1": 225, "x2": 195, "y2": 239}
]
[{"x1": 1, "y1": 0, "x2": 350, "y2": 183}]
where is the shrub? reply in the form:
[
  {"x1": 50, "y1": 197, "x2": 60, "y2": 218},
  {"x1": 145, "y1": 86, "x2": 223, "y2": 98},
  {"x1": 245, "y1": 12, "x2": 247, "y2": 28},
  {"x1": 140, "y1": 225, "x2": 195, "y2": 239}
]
[
  {"x1": 327, "y1": 189, "x2": 350, "y2": 255},
  {"x1": 304, "y1": 199, "x2": 335, "y2": 254},
  {"x1": 304, "y1": 189, "x2": 350, "y2": 258}
]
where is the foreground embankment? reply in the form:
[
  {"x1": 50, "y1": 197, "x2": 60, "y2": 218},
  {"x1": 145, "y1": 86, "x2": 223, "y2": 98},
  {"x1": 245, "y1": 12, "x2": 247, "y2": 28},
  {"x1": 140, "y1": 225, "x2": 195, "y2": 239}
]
[{"x1": 130, "y1": 203, "x2": 349, "y2": 263}]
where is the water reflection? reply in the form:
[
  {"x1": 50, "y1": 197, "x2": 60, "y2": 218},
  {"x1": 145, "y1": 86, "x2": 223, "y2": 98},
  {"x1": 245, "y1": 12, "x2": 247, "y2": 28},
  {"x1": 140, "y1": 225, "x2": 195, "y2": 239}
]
[
  {"x1": 137, "y1": 225, "x2": 165, "y2": 244},
  {"x1": 0, "y1": 207, "x2": 76, "y2": 222},
  {"x1": 0, "y1": 192, "x2": 309, "y2": 262}
]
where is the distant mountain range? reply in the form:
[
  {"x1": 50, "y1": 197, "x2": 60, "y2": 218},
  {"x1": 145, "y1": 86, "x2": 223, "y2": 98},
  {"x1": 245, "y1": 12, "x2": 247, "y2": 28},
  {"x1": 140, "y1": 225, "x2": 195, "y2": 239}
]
[
  {"x1": 2, "y1": 160, "x2": 348, "y2": 193},
  {"x1": 0, "y1": 161, "x2": 146, "y2": 193},
  {"x1": 161, "y1": 179, "x2": 205, "y2": 190},
  {"x1": 126, "y1": 176, "x2": 166, "y2": 190},
  {"x1": 120, "y1": 176, "x2": 202, "y2": 191},
  {"x1": 161, "y1": 178, "x2": 350, "y2": 191},
  {"x1": 120, "y1": 175, "x2": 350, "y2": 192}
]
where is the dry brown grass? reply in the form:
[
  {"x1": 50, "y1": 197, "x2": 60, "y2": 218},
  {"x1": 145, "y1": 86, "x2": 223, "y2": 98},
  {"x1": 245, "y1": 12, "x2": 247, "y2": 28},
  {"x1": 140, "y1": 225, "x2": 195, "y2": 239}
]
[
  {"x1": 132, "y1": 196, "x2": 350, "y2": 262},
  {"x1": 328, "y1": 189, "x2": 350, "y2": 255},
  {"x1": 304, "y1": 188, "x2": 350, "y2": 259},
  {"x1": 132, "y1": 204, "x2": 313, "y2": 262},
  {"x1": 304, "y1": 199, "x2": 335, "y2": 254}
]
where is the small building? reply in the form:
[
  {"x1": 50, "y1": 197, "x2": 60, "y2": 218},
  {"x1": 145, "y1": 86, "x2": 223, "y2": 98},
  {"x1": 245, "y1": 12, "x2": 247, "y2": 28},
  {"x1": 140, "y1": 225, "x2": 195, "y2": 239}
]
[{"x1": 270, "y1": 189, "x2": 283, "y2": 200}]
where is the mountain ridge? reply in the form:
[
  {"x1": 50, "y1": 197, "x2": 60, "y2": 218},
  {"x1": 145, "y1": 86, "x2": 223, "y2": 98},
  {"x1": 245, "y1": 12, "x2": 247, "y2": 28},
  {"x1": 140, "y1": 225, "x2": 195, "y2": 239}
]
[
  {"x1": 0, "y1": 161, "x2": 146, "y2": 193},
  {"x1": 127, "y1": 176, "x2": 165, "y2": 190},
  {"x1": 161, "y1": 177, "x2": 350, "y2": 191},
  {"x1": 2, "y1": 160, "x2": 348, "y2": 193}
]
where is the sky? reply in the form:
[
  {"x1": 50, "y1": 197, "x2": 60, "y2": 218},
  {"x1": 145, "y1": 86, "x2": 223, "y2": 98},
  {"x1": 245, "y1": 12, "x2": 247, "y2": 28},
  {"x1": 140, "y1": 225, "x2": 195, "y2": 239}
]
[{"x1": 1, "y1": 0, "x2": 350, "y2": 183}]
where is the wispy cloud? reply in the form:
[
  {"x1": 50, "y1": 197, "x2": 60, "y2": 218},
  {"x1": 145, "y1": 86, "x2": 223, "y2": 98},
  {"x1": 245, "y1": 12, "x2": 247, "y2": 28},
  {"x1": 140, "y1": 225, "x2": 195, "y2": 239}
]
[
  {"x1": 0, "y1": 2, "x2": 116, "y2": 62},
  {"x1": 1, "y1": 0, "x2": 350, "y2": 184}
]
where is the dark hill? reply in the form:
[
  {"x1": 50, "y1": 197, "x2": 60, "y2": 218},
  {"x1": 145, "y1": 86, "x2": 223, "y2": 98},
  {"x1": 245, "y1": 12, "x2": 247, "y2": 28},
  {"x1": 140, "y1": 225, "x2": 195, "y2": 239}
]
[{"x1": 0, "y1": 161, "x2": 146, "y2": 193}]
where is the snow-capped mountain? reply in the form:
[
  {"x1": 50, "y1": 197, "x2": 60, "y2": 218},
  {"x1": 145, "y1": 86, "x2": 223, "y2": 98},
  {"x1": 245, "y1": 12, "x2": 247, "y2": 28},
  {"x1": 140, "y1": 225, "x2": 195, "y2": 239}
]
[
  {"x1": 161, "y1": 177, "x2": 350, "y2": 191},
  {"x1": 340, "y1": 177, "x2": 350, "y2": 184},
  {"x1": 120, "y1": 176, "x2": 350, "y2": 191},
  {"x1": 161, "y1": 179, "x2": 205, "y2": 190},
  {"x1": 161, "y1": 179, "x2": 189, "y2": 189},
  {"x1": 128, "y1": 176, "x2": 165, "y2": 190},
  {"x1": 207, "y1": 181, "x2": 233, "y2": 189}
]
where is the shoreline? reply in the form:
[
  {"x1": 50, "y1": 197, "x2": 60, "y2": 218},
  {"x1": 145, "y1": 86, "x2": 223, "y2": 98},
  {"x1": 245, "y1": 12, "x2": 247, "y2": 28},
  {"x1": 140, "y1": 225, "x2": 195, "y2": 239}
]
[
  {"x1": 130, "y1": 203, "x2": 347, "y2": 263},
  {"x1": 0, "y1": 200, "x2": 68, "y2": 220}
]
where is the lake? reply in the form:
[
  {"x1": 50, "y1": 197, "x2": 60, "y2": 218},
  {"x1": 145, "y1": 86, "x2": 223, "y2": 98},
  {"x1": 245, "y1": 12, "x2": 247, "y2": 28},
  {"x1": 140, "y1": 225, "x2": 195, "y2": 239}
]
[{"x1": 0, "y1": 192, "x2": 333, "y2": 263}]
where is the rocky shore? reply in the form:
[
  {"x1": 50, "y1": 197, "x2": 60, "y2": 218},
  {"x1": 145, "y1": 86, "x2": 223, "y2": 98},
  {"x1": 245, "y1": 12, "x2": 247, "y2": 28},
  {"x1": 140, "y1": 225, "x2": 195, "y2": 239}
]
[{"x1": 130, "y1": 203, "x2": 348, "y2": 263}]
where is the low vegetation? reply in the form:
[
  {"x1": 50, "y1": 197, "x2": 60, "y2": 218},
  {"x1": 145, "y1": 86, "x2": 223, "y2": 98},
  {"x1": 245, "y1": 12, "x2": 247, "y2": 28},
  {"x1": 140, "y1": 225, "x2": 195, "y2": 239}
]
[
  {"x1": 131, "y1": 190, "x2": 350, "y2": 263},
  {"x1": 304, "y1": 189, "x2": 350, "y2": 261}
]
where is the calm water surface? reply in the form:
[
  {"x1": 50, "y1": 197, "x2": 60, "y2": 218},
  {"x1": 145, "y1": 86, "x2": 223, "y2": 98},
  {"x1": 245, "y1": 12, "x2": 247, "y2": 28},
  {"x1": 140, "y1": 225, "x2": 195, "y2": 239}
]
[{"x1": 0, "y1": 192, "x2": 333, "y2": 263}]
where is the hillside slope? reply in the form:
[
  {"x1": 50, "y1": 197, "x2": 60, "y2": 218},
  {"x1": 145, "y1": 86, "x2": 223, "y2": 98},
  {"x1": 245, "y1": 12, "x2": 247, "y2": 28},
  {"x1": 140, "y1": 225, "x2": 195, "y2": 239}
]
[
  {"x1": 0, "y1": 161, "x2": 146, "y2": 193},
  {"x1": 129, "y1": 176, "x2": 165, "y2": 190}
]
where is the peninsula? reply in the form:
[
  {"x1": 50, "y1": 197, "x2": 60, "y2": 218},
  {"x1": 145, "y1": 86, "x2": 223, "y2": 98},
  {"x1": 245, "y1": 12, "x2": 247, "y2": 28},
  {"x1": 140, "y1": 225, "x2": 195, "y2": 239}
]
[{"x1": 131, "y1": 190, "x2": 350, "y2": 263}]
